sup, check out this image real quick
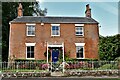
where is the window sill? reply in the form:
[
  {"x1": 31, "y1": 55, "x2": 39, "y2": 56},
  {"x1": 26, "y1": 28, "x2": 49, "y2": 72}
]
[
  {"x1": 26, "y1": 58, "x2": 35, "y2": 60},
  {"x1": 76, "y1": 36, "x2": 84, "y2": 38},
  {"x1": 27, "y1": 35, "x2": 35, "y2": 37},
  {"x1": 51, "y1": 35, "x2": 60, "y2": 37},
  {"x1": 76, "y1": 58, "x2": 84, "y2": 59}
]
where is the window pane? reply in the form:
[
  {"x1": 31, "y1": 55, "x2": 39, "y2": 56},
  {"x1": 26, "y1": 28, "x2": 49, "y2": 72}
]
[
  {"x1": 77, "y1": 53, "x2": 80, "y2": 58},
  {"x1": 27, "y1": 53, "x2": 30, "y2": 58},
  {"x1": 31, "y1": 53, "x2": 34, "y2": 58},
  {"x1": 76, "y1": 46, "x2": 83, "y2": 58},
  {"x1": 27, "y1": 46, "x2": 34, "y2": 58},
  {"x1": 56, "y1": 26, "x2": 59, "y2": 30},
  {"x1": 52, "y1": 30, "x2": 56, "y2": 35},
  {"x1": 56, "y1": 30, "x2": 59, "y2": 35},
  {"x1": 76, "y1": 27, "x2": 83, "y2": 36},
  {"x1": 80, "y1": 32, "x2": 83, "y2": 34},
  {"x1": 31, "y1": 31, "x2": 35, "y2": 35},
  {"x1": 28, "y1": 31, "x2": 31, "y2": 35},
  {"x1": 52, "y1": 26, "x2": 56, "y2": 30},
  {"x1": 31, "y1": 46, "x2": 34, "y2": 51},
  {"x1": 52, "y1": 26, "x2": 60, "y2": 36},
  {"x1": 27, "y1": 26, "x2": 35, "y2": 35},
  {"x1": 27, "y1": 46, "x2": 30, "y2": 51},
  {"x1": 28, "y1": 26, "x2": 31, "y2": 31}
]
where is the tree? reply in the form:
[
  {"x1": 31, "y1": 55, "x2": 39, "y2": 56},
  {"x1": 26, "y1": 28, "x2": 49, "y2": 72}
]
[
  {"x1": 2, "y1": 2, "x2": 47, "y2": 62},
  {"x1": 99, "y1": 34, "x2": 120, "y2": 60}
]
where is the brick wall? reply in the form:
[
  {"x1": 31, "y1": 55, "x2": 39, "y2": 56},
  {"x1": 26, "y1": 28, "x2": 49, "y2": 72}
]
[{"x1": 9, "y1": 23, "x2": 99, "y2": 60}]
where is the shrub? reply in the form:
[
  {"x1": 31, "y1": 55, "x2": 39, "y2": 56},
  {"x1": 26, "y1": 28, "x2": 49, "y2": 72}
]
[
  {"x1": 98, "y1": 64, "x2": 118, "y2": 70},
  {"x1": 42, "y1": 63, "x2": 49, "y2": 70}
]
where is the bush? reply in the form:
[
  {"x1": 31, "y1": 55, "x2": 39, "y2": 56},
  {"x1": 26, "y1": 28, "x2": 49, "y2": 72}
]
[{"x1": 98, "y1": 64, "x2": 118, "y2": 70}]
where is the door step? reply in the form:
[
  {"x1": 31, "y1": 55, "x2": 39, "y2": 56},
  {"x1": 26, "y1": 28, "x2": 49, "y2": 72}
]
[{"x1": 51, "y1": 72, "x2": 64, "y2": 76}]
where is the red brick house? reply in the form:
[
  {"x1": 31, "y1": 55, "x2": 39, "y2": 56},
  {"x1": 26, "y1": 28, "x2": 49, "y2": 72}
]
[{"x1": 9, "y1": 3, "x2": 99, "y2": 62}]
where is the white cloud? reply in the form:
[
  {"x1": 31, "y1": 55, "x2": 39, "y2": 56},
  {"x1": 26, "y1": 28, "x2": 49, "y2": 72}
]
[{"x1": 94, "y1": 3, "x2": 118, "y2": 16}]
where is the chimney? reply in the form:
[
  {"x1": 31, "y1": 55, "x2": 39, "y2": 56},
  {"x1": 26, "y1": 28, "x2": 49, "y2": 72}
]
[
  {"x1": 85, "y1": 4, "x2": 91, "y2": 18},
  {"x1": 17, "y1": 3, "x2": 23, "y2": 17}
]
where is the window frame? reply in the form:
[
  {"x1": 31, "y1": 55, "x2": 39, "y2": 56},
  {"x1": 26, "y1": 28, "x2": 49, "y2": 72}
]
[
  {"x1": 26, "y1": 23, "x2": 36, "y2": 36},
  {"x1": 51, "y1": 24, "x2": 60, "y2": 36},
  {"x1": 75, "y1": 24, "x2": 84, "y2": 36},
  {"x1": 25, "y1": 43, "x2": 36, "y2": 59},
  {"x1": 75, "y1": 43, "x2": 85, "y2": 59}
]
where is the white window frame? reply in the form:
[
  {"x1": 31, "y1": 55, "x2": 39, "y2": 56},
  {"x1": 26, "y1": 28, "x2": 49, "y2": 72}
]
[
  {"x1": 75, "y1": 24, "x2": 84, "y2": 36},
  {"x1": 51, "y1": 24, "x2": 60, "y2": 36},
  {"x1": 75, "y1": 43, "x2": 85, "y2": 59},
  {"x1": 25, "y1": 43, "x2": 36, "y2": 59},
  {"x1": 26, "y1": 23, "x2": 36, "y2": 36}
]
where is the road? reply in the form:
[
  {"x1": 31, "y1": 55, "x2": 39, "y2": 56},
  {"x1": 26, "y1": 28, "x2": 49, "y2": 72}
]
[{"x1": 2, "y1": 77, "x2": 120, "y2": 80}]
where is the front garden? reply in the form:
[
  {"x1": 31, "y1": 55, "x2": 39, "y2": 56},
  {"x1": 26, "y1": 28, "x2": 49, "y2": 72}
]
[{"x1": 0, "y1": 60, "x2": 119, "y2": 78}]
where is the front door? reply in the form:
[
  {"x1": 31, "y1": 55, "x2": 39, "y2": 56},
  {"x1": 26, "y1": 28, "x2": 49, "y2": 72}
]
[{"x1": 52, "y1": 49, "x2": 59, "y2": 62}]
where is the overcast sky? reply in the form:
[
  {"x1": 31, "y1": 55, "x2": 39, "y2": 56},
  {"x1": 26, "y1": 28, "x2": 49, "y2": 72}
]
[{"x1": 39, "y1": 1, "x2": 119, "y2": 36}]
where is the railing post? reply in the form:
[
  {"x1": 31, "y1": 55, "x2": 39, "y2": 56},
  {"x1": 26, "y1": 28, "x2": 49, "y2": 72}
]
[{"x1": 118, "y1": 60, "x2": 120, "y2": 78}]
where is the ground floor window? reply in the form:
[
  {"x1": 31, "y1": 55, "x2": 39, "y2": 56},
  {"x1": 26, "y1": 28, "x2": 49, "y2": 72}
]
[
  {"x1": 75, "y1": 43, "x2": 85, "y2": 58},
  {"x1": 76, "y1": 46, "x2": 84, "y2": 58},
  {"x1": 25, "y1": 43, "x2": 36, "y2": 59},
  {"x1": 27, "y1": 46, "x2": 34, "y2": 58}
]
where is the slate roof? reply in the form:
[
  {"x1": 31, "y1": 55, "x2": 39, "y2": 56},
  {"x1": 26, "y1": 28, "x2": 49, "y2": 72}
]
[{"x1": 10, "y1": 16, "x2": 99, "y2": 24}]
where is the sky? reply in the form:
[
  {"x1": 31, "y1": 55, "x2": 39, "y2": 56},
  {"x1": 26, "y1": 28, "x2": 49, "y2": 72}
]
[{"x1": 38, "y1": 1, "x2": 119, "y2": 36}]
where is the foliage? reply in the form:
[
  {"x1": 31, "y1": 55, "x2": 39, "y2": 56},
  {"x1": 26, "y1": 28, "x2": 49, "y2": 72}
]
[
  {"x1": 98, "y1": 64, "x2": 118, "y2": 70},
  {"x1": 99, "y1": 34, "x2": 120, "y2": 60},
  {"x1": 44, "y1": 50, "x2": 51, "y2": 60},
  {"x1": 59, "y1": 48, "x2": 63, "y2": 62},
  {"x1": 2, "y1": 2, "x2": 47, "y2": 62},
  {"x1": 64, "y1": 50, "x2": 70, "y2": 61}
]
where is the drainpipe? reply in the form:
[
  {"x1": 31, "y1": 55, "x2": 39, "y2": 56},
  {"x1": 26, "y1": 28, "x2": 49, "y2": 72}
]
[
  {"x1": 62, "y1": 42, "x2": 65, "y2": 73},
  {"x1": 47, "y1": 42, "x2": 48, "y2": 63}
]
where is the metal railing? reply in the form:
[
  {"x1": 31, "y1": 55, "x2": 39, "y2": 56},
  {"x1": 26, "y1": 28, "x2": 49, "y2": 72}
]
[
  {"x1": 65, "y1": 61, "x2": 119, "y2": 71},
  {"x1": 0, "y1": 61, "x2": 119, "y2": 73}
]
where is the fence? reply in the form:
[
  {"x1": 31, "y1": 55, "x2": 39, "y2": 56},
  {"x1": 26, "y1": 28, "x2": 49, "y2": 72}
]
[
  {"x1": 0, "y1": 61, "x2": 119, "y2": 77},
  {"x1": 0, "y1": 61, "x2": 49, "y2": 73},
  {"x1": 65, "y1": 61, "x2": 119, "y2": 70},
  {"x1": 0, "y1": 61, "x2": 119, "y2": 72}
]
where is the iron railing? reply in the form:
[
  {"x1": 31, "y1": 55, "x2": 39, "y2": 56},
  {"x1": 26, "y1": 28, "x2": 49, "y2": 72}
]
[{"x1": 0, "y1": 61, "x2": 119, "y2": 72}]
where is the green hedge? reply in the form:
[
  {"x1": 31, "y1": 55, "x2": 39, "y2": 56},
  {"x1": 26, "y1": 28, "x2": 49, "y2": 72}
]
[
  {"x1": 15, "y1": 59, "x2": 46, "y2": 63},
  {"x1": 65, "y1": 58, "x2": 98, "y2": 62}
]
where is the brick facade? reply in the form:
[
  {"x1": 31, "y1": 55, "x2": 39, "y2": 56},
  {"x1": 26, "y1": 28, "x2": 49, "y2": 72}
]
[{"x1": 9, "y1": 23, "x2": 99, "y2": 60}]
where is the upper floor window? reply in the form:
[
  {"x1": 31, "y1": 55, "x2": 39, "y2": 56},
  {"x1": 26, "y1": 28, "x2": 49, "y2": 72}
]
[
  {"x1": 51, "y1": 24, "x2": 60, "y2": 36},
  {"x1": 75, "y1": 24, "x2": 84, "y2": 36},
  {"x1": 26, "y1": 23, "x2": 36, "y2": 36}
]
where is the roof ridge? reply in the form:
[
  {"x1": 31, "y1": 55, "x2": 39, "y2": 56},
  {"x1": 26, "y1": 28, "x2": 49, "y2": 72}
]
[
  {"x1": 19, "y1": 16, "x2": 87, "y2": 18},
  {"x1": 10, "y1": 16, "x2": 99, "y2": 24}
]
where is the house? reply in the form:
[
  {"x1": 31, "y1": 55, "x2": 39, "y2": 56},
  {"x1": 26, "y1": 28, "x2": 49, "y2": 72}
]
[{"x1": 9, "y1": 3, "x2": 99, "y2": 62}]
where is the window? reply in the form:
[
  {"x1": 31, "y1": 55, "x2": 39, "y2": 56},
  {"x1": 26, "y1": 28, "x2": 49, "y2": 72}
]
[
  {"x1": 75, "y1": 24, "x2": 84, "y2": 36},
  {"x1": 75, "y1": 43, "x2": 85, "y2": 59},
  {"x1": 27, "y1": 25, "x2": 35, "y2": 36},
  {"x1": 76, "y1": 46, "x2": 84, "y2": 58},
  {"x1": 27, "y1": 46, "x2": 34, "y2": 58},
  {"x1": 51, "y1": 24, "x2": 60, "y2": 36},
  {"x1": 75, "y1": 27, "x2": 84, "y2": 36},
  {"x1": 25, "y1": 43, "x2": 36, "y2": 59}
]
